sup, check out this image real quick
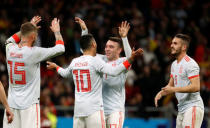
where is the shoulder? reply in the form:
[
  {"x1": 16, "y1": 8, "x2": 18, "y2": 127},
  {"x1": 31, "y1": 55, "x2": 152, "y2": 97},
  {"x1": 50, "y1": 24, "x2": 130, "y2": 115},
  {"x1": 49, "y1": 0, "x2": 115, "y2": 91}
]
[
  {"x1": 183, "y1": 56, "x2": 199, "y2": 70},
  {"x1": 184, "y1": 56, "x2": 198, "y2": 66}
]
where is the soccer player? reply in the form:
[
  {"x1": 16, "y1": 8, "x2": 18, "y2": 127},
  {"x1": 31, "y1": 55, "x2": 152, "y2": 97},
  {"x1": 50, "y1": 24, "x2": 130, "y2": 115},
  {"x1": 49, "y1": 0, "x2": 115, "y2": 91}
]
[
  {"x1": 46, "y1": 34, "x2": 143, "y2": 128},
  {"x1": 0, "y1": 81, "x2": 13, "y2": 123},
  {"x1": 3, "y1": 16, "x2": 65, "y2": 128},
  {"x1": 154, "y1": 34, "x2": 204, "y2": 128},
  {"x1": 75, "y1": 17, "x2": 132, "y2": 128}
]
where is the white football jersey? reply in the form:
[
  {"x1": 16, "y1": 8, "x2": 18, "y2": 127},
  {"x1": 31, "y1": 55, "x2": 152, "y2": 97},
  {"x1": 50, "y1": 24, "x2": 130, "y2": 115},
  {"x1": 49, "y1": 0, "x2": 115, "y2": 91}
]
[
  {"x1": 81, "y1": 29, "x2": 132, "y2": 115},
  {"x1": 170, "y1": 55, "x2": 204, "y2": 113},
  {"x1": 57, "y1": 55, "x2": 130, "y2": 117},
  {"x1": 99, "y1": 56, "x2": 127, "y2": 115},
  {"x1": 5, "y1": 34, "x2": 65, "y2": 109}
]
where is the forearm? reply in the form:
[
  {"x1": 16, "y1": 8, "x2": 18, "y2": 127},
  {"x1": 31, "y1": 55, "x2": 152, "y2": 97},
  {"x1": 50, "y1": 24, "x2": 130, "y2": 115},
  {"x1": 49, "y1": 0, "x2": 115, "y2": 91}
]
[
  {"x1": 54, "y1": 31, "x2": 63, "y2": 41},
  {"x1": 174, "y1": 84, "x2": 200, "y2": 93},
  {"x1": 102, "y1": 60, "x2": 131, "y2": 76},
  {"x1": 57, "y1": 67, "x2": 71, "y2": 78},
  {"x1": 0, "y1": 82, "x2": 9, "y2": 109},
  {"x1": 122, "y1": 37, "x2": 132, "y2": 58}
]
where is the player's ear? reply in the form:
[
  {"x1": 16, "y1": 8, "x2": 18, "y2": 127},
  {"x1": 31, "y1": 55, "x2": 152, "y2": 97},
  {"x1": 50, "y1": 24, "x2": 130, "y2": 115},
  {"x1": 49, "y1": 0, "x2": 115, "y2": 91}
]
[{"x1": 182, "y1": 44, "x2": 187, "y2": 51}]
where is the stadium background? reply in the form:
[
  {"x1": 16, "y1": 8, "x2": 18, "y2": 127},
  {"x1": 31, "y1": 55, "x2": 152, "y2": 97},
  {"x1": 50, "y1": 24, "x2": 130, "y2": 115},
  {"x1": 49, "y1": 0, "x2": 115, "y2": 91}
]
[{"x1": 0, "y1": 0, "x2": 209, "y2": 127}]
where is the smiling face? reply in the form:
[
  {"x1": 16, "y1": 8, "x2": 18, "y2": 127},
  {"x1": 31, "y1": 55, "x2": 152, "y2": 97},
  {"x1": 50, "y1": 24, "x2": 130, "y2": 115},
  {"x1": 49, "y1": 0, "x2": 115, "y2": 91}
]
[
  {"x1": 105, "y1": 40, "x2": 122, "y2": 61},
  {"x1": 170, "y1": 37, "x2": 187, "y2": 57}
]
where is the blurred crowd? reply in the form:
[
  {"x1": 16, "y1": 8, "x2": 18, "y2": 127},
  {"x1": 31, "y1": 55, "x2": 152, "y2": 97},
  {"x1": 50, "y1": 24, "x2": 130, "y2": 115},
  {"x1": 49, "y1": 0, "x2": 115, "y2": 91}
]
[{"x1": 0, "y1": 0, "x2": 209, "y2": 127}]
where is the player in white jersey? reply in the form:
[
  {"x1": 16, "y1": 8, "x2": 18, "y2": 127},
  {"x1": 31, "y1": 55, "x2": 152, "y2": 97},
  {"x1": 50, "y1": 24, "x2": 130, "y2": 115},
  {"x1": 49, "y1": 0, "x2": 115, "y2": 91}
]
[
  {"x1": 3, "y1": 16, "x2": 65, "y2": 128},
  {"x1": 0, "y1": 81, "x2": 14, "y2": 123},
  {"x1": 46, "y1": 34, "x2": 143, "y2": 128},
  {"x1": 75, "y1": 17, "x2": 131, "y2": 128},
  {"x1": 154, "y1": 34, "x2": 204, "y2": 128}
]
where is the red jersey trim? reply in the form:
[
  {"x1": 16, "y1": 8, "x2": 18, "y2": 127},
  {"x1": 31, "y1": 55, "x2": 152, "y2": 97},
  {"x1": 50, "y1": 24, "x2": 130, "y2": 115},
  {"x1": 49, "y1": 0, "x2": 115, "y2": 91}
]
[
  {"x1": 12, "y1": 34, "x2": 20, "y2": 44},
  {"x1": 56, "y1": 40, "x2": 64, "y2": 45},
  {"x1": 184, "y1": 56, "x2": 191, "y2": 62},
  {"x1": 56, "y1": 66, "x2": 60, "y2": 72},
  {"x1": 123, "y1": 60, "x2": 131, "y2": 70},
  {"x1": 188, "y1": 75, "x2": 199, "y2": 79}
]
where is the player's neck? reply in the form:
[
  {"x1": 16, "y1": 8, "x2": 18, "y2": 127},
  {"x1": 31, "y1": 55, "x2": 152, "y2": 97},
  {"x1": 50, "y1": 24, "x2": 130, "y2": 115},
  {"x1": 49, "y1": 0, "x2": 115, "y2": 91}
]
[
  {"x1": 83, "y1": 50, "x2": 96, "y2": 56},
  {"x1": 108, "y1": 56, "x2": 119, "y2": 62},
  {"x1": 19, "y1": 38, "x2": 32, "y2": 47},
  {"x1": 176, "y1": 52, "x2": 186, "y2": 63}
]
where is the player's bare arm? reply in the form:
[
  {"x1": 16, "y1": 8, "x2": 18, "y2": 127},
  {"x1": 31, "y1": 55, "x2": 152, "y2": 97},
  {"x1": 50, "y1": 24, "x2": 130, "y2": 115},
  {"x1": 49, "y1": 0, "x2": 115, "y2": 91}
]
[
  {"x1": 0, "y1": 81, "x2": 14, "y2": 123},
  {"x1": 5, "y1": 16, "x2": 41, "y2": 46},
  {"x1": 154, "y1": 77, "x2": 174, "y2": 107},
  {"x1": 50, "y1": 18, "x2": 63, "y2": 41},
  {"x1": 75, "y1": 17, "x2": 87, "y2": 30}
]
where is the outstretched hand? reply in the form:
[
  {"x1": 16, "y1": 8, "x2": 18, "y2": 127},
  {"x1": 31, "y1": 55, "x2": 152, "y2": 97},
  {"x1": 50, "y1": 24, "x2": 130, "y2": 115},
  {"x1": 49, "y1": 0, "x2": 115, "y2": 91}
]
[
  {"x1": 119, "y1": 21, "x2": 130, "y2": 38},
  {"x1": 75, "y1": 17, "x2": 87, "y2": 30},
  {"x1": 50, "y1": 18, "x2": 60, "y2": 33},
  {"x1": 129, "y1": 47, "x2": 144, "y2": 62},
  {"x1": 30, "y1": 16, "x2": 41, "y2": 29},
  {"x1": 46, "y1": 61, "x2": 58, "y2": 70}
]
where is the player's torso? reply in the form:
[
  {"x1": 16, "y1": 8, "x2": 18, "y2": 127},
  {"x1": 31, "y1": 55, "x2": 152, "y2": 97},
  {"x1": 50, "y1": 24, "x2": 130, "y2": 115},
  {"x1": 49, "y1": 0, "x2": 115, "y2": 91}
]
[
  {"x1": 101, "y1": 57, "x2": 127, "y2": 114},
  {"x1": 71, "y1": 55, "x2": 103, "y2": 117},
  {"x1": 6, "y1": 45, "x2": 40, "y2": 109},
  {"x1": 171, "y1": 56, "x2": 203, "y2": 112}
]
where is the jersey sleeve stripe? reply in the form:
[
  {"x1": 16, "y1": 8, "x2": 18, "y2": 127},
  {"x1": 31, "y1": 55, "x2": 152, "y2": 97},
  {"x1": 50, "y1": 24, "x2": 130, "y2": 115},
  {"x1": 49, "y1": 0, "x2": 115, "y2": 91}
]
[
  {"x1": 123, "y1": 60, "x2": 131, "y2": 70},
  {"x1": 12, "y1": 34, "x2": 20, "y2": 44},
  {"x1": 188, "y1": 75, "x2": 199, "y2": 79},
  {"x1": 56, "y1": 66, "x2": 60, "y2": 72},
  {"x1": 56, "y1": 40, "x2": 64, "y2": 45}
]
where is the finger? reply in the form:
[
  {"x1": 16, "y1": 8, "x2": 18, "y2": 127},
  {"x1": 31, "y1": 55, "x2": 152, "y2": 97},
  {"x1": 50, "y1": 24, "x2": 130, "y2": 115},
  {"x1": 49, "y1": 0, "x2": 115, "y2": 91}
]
[
  {"x1": 121, "y1": 21, "x2": 123, "y2": 28},
  {"x1": 124, "y1": 21, "x2": 127, "y2": 27},
  {"x1": 58, "y1": 19, "x2": 60, "y2": 24},
  {"x1": 155, "y1": 100, "x2": 158, "y2": 107}
]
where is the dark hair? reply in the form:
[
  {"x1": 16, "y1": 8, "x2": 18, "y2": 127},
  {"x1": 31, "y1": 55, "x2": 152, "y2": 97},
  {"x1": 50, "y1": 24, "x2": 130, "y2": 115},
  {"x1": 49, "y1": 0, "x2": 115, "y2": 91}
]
[
  {"x1": 175, "y1": 34, "x2": 191, "y2": 49},
  {"x1": 80, "y1": 34, "x2": 95, "y2": 51},
  {"x1": 20, "y1": 22, "x2": 37, "y2": 36},
  {"x1": 108, "y1": 37, "x2": 122, "y2": 48}
]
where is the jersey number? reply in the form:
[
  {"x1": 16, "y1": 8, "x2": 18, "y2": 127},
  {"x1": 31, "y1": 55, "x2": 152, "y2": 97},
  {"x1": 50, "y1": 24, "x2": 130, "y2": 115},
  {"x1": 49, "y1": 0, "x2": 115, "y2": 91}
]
[
  {"x1": 8, "y1": 61, "x2": 26, "y2": 85},
  {"x1": 73, "y1": 70, "x2": 91, "y2": 92}
]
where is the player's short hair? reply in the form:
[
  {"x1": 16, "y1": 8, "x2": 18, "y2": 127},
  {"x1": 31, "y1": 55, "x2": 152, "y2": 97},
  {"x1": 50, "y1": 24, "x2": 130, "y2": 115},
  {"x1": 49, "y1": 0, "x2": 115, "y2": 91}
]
[
  {"x1": 108, "y1": 37, "x2": 122, "y2": 48},
  {"x1": 20, "y1": 22, "x2": 37, "y2": 36},
  {"x1": 80, "y1": 34, "x2": 95, "y2": 51},
  {"x1": 175, "y1": 34, "x2": 191, "y2": 49}
]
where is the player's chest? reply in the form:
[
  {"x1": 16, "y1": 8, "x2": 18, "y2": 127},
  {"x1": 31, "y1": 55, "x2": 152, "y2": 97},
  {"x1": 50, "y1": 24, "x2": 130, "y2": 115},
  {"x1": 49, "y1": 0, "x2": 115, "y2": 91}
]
[{"x1": 171, "y1": 63, "x2": 188, "y2": 81}]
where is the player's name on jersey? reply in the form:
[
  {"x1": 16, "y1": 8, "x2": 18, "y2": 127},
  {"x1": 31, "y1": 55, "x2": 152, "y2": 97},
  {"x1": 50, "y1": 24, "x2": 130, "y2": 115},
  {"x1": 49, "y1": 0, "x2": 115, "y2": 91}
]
[
  {"x1": 75, "y1": 62, "x2": 88, "y2": 67},
  {"x1": 10, "y1": 52, "x2": 23, "y2": 58}
]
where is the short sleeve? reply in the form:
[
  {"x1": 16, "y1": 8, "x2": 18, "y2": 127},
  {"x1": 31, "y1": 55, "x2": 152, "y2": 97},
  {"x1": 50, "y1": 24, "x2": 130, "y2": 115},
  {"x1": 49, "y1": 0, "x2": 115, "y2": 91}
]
[{"x1": 186, "y1": 61, "x2": 200, "y2": 79}]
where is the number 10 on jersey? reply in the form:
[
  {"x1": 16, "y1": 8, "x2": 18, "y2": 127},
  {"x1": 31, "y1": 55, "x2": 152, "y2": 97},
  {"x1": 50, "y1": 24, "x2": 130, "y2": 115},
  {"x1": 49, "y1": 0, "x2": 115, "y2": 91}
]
[{"x1": 73, "y1": 70, "x2": 91, "y2": 92}]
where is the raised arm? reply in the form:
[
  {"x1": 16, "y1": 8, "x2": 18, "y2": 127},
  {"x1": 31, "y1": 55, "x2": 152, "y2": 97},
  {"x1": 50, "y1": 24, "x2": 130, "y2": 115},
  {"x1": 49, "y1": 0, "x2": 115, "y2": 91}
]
[
  {"x1": 47, "y1": 61, "x2": 72, "y2": 78},
  {"x1": 33, "y1": 18, "x2": 65, "y2": 63},
  {"x1": 119, "y1": 21, "x2": 132, "y2": 58},
  {"x1": 75, "y1": 17, "x2": 88, "y2": 36},
  {"x1": 0, "y1": 81, "x2": 13, "y2": 123},
  {"x1": 5, "y1": 16, "x2": 41, "y2": 46}
]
